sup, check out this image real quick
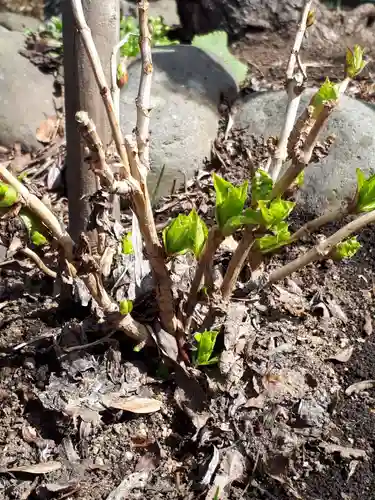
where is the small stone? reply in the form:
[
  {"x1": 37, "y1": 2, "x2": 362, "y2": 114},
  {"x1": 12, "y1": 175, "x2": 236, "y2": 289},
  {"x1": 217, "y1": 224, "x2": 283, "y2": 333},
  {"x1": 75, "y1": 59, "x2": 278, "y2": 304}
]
[
  {"x1": 125, "y1": 451, "x2": 133, "y2": 461},
  {"x1": 95, "y1": 457, "x2": 104, "y2": 466}
]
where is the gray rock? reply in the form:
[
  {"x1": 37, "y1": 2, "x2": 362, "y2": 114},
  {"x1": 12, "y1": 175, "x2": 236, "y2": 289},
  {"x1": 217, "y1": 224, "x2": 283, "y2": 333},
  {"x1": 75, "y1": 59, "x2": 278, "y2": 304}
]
[
  {"x1": 0, "y1": 11, "x2": 41, "y2": 32},
  {"x1": 235, "y1": 89, "x2": 375, "y2": 215},
  {"x1": 120, "y1": 45, "x2": 238, "y2": 198},
  {"x1": 0, "y1": 29, "x2": 55, "y2": 151},
  {"x1": 175, "y1": 0, "x2": 309, "y2": 41}
]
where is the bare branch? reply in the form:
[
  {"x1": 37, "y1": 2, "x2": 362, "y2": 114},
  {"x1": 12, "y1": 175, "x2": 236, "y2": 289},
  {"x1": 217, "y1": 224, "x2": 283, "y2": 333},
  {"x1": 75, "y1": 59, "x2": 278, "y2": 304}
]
[
  {"x1": 19, "y1": 247, "x2": 57, "y2": 279},
  {"x1": 185, "y1": 227, "x2": 224, "y2": 329},
  {"x1": 220, "y1": 230, "x2": 256, "y2": 301},
  {"x1": 290, "y1": 204, "x2": 351, "y2": 243},
  {"x1": 268, "y1": 0, "x2": 313, "y2": 181},
  {"x1": 267, "y1": 209, "x2": 375, "y2": 285},
  {"x1": 0, "y1": 163, "x2": 74, "y2": 260},
  {"x1": 136, "y1": 0, "x2": 153, "y2": 167},
  {"x1": 75, "y1": 111, "x2": 132, "y2": 195}
]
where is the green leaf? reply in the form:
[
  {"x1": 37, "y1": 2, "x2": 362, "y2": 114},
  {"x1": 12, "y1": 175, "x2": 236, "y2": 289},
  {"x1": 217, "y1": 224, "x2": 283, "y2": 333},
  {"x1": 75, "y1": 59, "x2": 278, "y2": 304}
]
[
  {"x1": 356, "y1": 168, "x2": 366, "y2": 193},
  {"x1": 333, "y1": 236, "x2": 361, "y2": 260},
  {"x1": 0, "y1": 182, "x2": 18, "y2": 207},
  {"x1": 257, "y1": 221, "x2": 291, "y2": 253},
  {"x1": 162, "y1": 209, "x2": 208, "y2": 258},
  {"x1": 121, "y1": 232, "x2": 134, "y2": 255},
  {"x1": 119, "y1": 15, "x2": 179, "y2": 58},
  {"x1": 19, "y1": 209, "x2": 50, "y2": 246},
  {"x1": 356, "y1": 171, "x2": 375, "y2": 212},
  {"x1": 252, "y1": 169, "x2": 273, "y2": 203},
  {"x1": 258, "y1": 198, "x2": 295, "y2": 228},
  {"x1": 193, "y1": 330, "x2": 219, "y2": 366},
  {"x1": 192, "y1": 31, "x2": 248, "y2": 85},
  {"x1": 222, "y1": 208, "x2": 262, "y2": 236},
  {"x1": 31, "y1": 231, "x2": 48, "y2": 246},
  {"x1": 295, "y1": 170, "x2": 305, "y2": 188},
  {"x1": 119, "y1": 299, "x2": 133, "y2": 315},
  {"x1": 311, "y1": 78, "x2": 339, "y2": 116},
  {"x1": 346, "y1": 45, "x2": 367, "y2": 79},
  {"x1": 213, "y1": 173, "x2": 248, "y2": 230}
]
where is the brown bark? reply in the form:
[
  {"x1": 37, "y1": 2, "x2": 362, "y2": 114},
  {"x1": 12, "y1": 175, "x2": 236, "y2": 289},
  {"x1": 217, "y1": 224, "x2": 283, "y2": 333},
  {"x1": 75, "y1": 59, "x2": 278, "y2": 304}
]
[{"x1": 63, "y1": 0, "x2": 119, "y2": 242}]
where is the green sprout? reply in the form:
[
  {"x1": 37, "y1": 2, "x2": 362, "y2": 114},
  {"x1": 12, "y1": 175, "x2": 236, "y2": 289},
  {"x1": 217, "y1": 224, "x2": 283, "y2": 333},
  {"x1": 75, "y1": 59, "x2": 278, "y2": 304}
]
[
  {"x1": 120, "y1": 15, "x2": 178, "y2": 58},
  {"x1": 251, "y1": 169, "x2": 273, "y2": 203},
  {"x1": 356, "y1": 168, "x2": 375, "y2": 213},
  {"x1": 162, "y1": 209, "x2": 208, "y2": 258},
  {"x1": 0, "y1": 182, "x2": 18, "y2": 208},
  {"x1": 193, "y1": 330, "x2": 219, "y2": 366},
  {"x1": 119, "y1": 299, "x2": 133, "y2": 315},
  {"x1": 332, "y1": 236, "x2": 361, "y2": 261},
  {"x1": 19, "y1": 209, "x2": 50, "y2": 247},
  {"x1": 311, "y1": 78, "x2": 339, "y2": 116},
  {"x1": 213, "y1": 173, "x2": 249, "y2": 229},
  {"x1": 306, "y1": 10, "x2": 316, "y2": 28},
  {"x1": 346, "y1": 45, "x2": 367, "y2": 79},
  {"x1": 121, "y1": 232, "x2": 134, "y2": 255}
]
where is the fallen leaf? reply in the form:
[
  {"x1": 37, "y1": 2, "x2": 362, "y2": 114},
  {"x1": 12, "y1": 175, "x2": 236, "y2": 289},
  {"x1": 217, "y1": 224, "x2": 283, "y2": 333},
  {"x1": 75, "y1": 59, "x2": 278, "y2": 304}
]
[
  {"x1": 200, "y1": 446, "x2": 220, "y2": 486},
  {"x1": 101, "y1": 395, "x2": 162, "y2": 414},
  {"x1": 245, "y1": 394, "x2": 265, "y2": 409},
  {"x1": 36, "y1": 116, "x2": 59, "y2": 144},
  {"x1": 363, "y1": 312, "x2": 373, "y2": 336},
  {"x1": 327, "y1": 346, "x2": 354, "y2": 363},
  {"x1": 106, "y1": 471, "x2": 149, "y2": 500},
  {"x1": 319, "y1": 442, "x2": 367, "y2": 460},
  {"x1": 3, "y1": 461, "x2": 62, "y2": 474},
  {"x1": 346, "y1": 380, "x2": 375, "y2": 396},
  {"x1": 326, "y1": 298, "x2": 348, "y2": 323}
]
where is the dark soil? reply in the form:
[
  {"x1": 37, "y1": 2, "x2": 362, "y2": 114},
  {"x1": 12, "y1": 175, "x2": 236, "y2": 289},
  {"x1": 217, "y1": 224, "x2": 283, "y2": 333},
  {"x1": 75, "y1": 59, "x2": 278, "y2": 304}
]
[{"x1": 2, "y1": 2, "x2": 375, "y2": 500}]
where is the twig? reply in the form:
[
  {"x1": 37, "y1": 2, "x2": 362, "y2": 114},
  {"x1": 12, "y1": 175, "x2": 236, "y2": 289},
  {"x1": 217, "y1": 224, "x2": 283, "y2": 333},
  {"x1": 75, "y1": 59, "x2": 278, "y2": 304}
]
[
  {"x1": 136, "y1": 0, "x2": 153, "y2": 167},
  {"x1": 71, "y1": 0, "x2": 131, "y2": 179},
  {"x1": 75, "y1": 111, "x2": 132, "y2": 195},
  {"x1": 220, "y1": 230, "x2": 256, "y2": 301},
  {"x1": 267, "y1": 209, "x2": 375, "y2": 285},
  {"x1": 289, "y1": 204, "x2": 351, "y2": 243},
  {"x1": 0, "y1": 163, "x2": 73, "y2": 260},
  {"x1": 19, "y1": 247, "x2": 57, "y2": 279},
  {"x1": 271, "y1": 101, "x2": 335, "y2": 198},
  {"x1": 110, "y1": 33, "x2": 136, "y2": 120},
  {"x1": 268, "y1": 0, "x2": 313, "y2": 182},
  {"x1": 184, "y1": 227, "x2": 224, "y2": 329}
]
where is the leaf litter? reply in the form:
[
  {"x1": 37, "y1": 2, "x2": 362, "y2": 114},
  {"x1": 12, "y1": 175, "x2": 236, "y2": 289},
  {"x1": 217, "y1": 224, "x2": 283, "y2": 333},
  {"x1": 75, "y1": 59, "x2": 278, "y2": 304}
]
[{"x1": 1, "y1": 25, "x2": 375, "y2": 500}]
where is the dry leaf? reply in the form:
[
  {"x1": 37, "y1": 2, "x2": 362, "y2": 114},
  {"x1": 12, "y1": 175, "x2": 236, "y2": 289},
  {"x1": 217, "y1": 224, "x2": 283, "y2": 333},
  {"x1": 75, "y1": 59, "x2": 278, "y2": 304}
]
[
  {"x1": 36, "y1": 116, "x2": 59, "y2": 144},
  {"x1": 326, "y1": 298, "x2": 348, "y2": 323},
  {"x1": 319, "y1": 442, "x2": 367, "y2": 460},
  {"x1": 363, "y1": 312, "x2": 373, "y2": 336},
  {"x1": 102, "y1": 395, "x2": 162, "y2": 414},
  {"x1": 327, "y1": 346, "x2": 354, "y2": 363},
  {"x1": 4, "y1": 461, "x2": 62, "y2": 474},
  {"x1": 346, "y1": 380, "x2": 375, "y2": 396}
]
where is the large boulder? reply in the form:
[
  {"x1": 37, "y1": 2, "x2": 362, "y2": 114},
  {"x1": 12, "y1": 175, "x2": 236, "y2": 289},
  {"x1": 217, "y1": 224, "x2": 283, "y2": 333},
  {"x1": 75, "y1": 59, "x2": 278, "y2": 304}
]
[
  {"x1": 235, "y1": 89, "x2": 375, "y2": 215},
  {"x1": 120, "y1": 44, "x2": 238, "y2": 198},
  {"x1": 0, "y1": 11, "x2": 41, "y2": 32},
  {"x1": 0, "y1": 28, "x2": 55, "y2": 151}
]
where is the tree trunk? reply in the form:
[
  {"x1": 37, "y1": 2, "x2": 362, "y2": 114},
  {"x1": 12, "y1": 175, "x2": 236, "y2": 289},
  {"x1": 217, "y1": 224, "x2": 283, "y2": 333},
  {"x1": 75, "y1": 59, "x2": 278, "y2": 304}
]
[{"x1": 62, "y1": 0, "x2": 119, "y2": 242}]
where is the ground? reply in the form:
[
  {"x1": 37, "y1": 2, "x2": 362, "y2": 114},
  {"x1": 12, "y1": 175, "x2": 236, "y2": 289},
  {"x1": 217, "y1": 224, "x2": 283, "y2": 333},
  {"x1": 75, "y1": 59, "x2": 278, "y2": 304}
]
[{"x1": 1, "y1": 2, "x2": 375, "y2": 500}]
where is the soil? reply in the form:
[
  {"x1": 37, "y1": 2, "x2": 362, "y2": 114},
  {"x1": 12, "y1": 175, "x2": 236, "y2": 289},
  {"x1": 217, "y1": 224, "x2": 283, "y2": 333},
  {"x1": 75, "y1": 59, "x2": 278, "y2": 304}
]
[{"x1": 1, "y1": 2, "x2": 375, "y2": 500}]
